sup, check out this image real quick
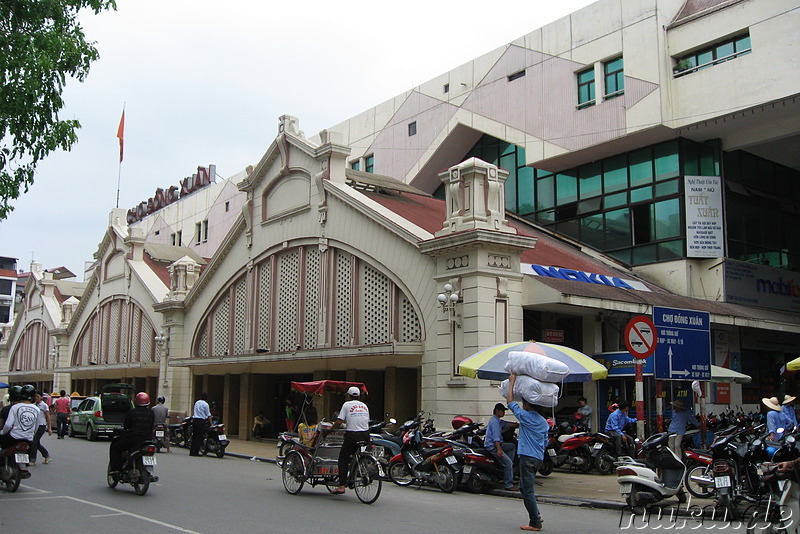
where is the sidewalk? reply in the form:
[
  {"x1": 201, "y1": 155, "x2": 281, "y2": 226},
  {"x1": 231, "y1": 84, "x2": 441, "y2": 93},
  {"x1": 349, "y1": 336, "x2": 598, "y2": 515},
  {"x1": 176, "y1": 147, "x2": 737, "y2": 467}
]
[{"x1": 224, "y1": 437, "x2": 704, "y2": 511}]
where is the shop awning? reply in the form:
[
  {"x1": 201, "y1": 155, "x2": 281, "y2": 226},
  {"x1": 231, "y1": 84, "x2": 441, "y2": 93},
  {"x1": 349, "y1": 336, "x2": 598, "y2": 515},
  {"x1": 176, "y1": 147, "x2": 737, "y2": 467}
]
[{"x1": 710, "y1": 365, "x2": 751, "y2": 384}]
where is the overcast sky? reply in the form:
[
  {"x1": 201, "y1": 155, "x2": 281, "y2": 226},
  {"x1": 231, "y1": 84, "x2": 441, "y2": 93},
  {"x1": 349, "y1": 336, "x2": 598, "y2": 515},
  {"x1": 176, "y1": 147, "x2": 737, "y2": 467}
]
[{"x1": 0, "y1": 0, "x2": 596, "y2": 278}]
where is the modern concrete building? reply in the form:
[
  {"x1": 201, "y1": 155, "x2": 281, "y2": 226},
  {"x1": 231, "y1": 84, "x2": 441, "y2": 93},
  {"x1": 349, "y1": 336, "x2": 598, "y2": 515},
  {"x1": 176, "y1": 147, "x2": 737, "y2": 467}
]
[{"x1": 2, "y1": 0, "x2": 798, "y2": 435}]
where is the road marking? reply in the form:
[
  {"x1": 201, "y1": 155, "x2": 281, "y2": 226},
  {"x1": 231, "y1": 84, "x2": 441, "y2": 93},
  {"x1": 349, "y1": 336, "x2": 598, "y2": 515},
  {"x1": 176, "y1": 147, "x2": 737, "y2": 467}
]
[
  {"x1": 0, "y1": 495, "x2": 203, "y2": 534},
  {"x1": 91, "y1": 512, "x2": 127, "y2": 517}
]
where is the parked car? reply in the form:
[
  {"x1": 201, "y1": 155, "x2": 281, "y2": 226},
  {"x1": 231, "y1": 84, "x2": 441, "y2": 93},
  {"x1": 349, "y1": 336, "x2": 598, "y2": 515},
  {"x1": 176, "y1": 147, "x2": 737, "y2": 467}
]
[{"x1": 69, "y1": 384, "x2": 134, "y2": 440}]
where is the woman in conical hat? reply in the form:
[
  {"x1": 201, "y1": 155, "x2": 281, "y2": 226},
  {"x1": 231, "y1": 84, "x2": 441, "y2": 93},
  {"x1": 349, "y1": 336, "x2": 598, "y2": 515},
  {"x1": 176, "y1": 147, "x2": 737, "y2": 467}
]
[{"x1": 763, "y1": 396, "x2": 784, "y2": 440}]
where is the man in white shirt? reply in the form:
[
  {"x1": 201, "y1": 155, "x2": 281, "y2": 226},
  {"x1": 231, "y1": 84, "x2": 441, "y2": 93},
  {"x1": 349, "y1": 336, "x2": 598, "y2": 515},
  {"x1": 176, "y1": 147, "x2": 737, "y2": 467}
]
[
  {"x1": 329, "y1": 386, "x2": 369, "y2": 494},
  {"x1": 190, "y1": 392, "x2": 213, "y2": 457}
]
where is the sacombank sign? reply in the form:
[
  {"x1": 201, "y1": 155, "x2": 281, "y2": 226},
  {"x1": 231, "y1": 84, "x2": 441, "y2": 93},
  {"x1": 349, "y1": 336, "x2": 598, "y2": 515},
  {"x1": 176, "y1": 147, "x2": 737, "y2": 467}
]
[{"x1": 522, "y1": 264, "x2": 651, "y2": 292}]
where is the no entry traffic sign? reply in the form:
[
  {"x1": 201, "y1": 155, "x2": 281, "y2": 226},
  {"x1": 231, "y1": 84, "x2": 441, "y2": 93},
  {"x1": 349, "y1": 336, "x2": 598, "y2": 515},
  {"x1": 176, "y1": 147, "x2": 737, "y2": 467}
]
[{"x1": 624, "y1": 316, "x2": 658, "y2": 359}]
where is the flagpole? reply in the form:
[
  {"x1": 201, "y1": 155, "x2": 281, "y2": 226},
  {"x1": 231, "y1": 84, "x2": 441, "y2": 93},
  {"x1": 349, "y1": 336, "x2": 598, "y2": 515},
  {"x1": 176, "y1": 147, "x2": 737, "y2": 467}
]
[{"x1": 116, "y1": 104, "x2": 126, "y2": 208}]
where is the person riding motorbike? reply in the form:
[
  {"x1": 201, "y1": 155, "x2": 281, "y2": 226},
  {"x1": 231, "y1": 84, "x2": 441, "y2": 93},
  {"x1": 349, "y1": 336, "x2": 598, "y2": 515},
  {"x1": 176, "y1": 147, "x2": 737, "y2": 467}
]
[
  {"x1": 108, "y1": 392, "x2": 155, "y2": 476},
  {"x1": 0, "y1": 385, "x2": 38, "y2": 478},
  {"x1": 605, "y1": 400, "x2": 637, "y2": 456}
]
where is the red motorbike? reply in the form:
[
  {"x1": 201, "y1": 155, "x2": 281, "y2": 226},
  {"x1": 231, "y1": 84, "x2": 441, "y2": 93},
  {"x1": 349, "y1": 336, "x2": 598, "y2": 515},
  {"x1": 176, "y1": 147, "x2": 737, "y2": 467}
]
[
  {"x1": 683, "y1": 447, "x2": 714, "y2": 498},
  {"x1": 543, "y1": 421, "x2": 593, "y2": 473}
]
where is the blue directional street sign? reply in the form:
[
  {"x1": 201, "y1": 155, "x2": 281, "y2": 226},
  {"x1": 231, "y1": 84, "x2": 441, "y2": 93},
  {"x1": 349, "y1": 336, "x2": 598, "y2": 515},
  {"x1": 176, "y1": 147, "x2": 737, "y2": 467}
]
[{"x1": 653, "y1": 306, "x2": 711, "y2": 381}]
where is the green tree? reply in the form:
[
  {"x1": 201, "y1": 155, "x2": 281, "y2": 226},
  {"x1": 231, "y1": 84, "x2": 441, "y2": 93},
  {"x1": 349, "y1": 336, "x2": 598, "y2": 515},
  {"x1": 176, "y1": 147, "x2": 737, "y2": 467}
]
[{"x1": 0, "y1": 0, "x2": 116, "y2": 219}]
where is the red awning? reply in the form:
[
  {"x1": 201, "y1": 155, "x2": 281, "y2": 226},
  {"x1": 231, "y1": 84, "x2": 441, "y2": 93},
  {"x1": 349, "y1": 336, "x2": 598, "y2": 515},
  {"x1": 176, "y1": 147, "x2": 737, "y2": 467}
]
[{"x1": 290, "y1": 380, "x2": 368, "y2": 396}]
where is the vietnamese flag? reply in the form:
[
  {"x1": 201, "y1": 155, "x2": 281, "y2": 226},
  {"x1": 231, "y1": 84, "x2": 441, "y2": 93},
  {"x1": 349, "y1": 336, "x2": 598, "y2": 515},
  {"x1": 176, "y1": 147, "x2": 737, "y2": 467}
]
[{"x1": 116, "y1": 109, "x2": 125, "y2": 162}]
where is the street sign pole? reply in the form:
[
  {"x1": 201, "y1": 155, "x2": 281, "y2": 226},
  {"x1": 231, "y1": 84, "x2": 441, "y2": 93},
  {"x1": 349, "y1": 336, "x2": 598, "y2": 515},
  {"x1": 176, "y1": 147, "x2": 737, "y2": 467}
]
[
  {"x1": 635, "y1": 358, "x2": 645, "y2": 440},
  {"x1": 624, "y1": 315, "x2": 657, "y2": 442},
  {"x1": 655, "y1": 380, "x2": 663, "y2": 433}
]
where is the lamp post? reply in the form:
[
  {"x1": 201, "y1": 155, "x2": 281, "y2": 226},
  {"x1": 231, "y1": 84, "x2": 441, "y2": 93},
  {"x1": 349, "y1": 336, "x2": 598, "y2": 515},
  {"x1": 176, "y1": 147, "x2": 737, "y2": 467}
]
[{"x1": 437, "y1": 282, "x2": 460, "y2": 376}]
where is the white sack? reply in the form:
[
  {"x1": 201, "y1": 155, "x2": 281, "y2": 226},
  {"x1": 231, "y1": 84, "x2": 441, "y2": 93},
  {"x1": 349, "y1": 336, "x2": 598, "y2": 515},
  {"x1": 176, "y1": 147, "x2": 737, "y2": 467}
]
[
  {"x1": 503, "y1": 351, "x2": 570, "y2": 383},
  {"x1": 498, "y1": 375, "x2": 560, "y2": 408}
]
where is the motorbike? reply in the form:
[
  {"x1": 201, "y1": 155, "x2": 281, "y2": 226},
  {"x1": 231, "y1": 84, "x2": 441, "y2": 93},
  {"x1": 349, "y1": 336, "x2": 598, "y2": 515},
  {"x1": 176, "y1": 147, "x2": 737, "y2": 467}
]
[
  {"x1": 745, "y1": 433, "x2": 800, "y2": 534},
  {"x1": 0, "y1": 441, "x2": 31, "y2": 492},
  {"x1": 199, "y1": 423, "x2": 230, "y2": 458},
  {"x1": 107, "y1": 439, "x2": 159, "y2": 496},
  {"x1": 708, "y1": 423, "x2": 770, "y2": 518},
  {"x1": 387, "y1": 412, "x2": 459, "y2": 493},
  {"x1": 588, "y1": 432, "x2": 617, "y2": 475},
  {"x1": 169, "y1": 417, "x2": 190, "y2": 448},
  {"x1": 368, "y1": 417, "x2": 401, "y2": 472},
  {"x1": 153, "y1": 423, "x2": 169, "y2": 452},
  {"x1": 683, "y1": 447, "x2": 714, "y2": 498},
  {"x1": 544, "y1": 421, "x2": 593, "y2": 473},
  {"x1": 616, "y1": 432, "x2": 687, "y2": 512}
]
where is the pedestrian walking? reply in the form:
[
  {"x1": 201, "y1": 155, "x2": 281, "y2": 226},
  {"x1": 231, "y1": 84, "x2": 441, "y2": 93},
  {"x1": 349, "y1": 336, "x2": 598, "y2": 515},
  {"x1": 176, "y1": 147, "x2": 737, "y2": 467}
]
[
  {"x1": 53, "y1": 390, "x2": 71, "y2": 439},
  {"x1": 505, "y1": 373, "x2": 549, "y2": 532},
  {"x1": 29, "y1": 391, "x2": 53, "y2": 465}
]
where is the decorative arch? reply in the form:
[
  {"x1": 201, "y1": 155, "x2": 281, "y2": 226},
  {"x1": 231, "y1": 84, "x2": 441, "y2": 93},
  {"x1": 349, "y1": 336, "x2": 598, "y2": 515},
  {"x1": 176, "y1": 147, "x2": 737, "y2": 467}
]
[
  {"x1": 261, "y1": 171, "x2": 311, "y2": 221},
  {"x1": 193, "y1": 242, "x2": 423, "y2": 358},
  {"x1": 104, "y1": 250, "x2": 127, "y2": 281},
  {"x1": 72, "y1": 297, "x2": 157, "y2": 366},
  {"x1": 8, "y1": 320, "x2": 51, "y2": 372}
]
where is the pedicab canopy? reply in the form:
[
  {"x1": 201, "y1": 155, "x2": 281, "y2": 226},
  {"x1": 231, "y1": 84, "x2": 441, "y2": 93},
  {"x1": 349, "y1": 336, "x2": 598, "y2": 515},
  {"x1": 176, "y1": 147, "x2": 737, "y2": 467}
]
[{"x1": 290, "y1": 380, "x2": 368, "y2": 396}]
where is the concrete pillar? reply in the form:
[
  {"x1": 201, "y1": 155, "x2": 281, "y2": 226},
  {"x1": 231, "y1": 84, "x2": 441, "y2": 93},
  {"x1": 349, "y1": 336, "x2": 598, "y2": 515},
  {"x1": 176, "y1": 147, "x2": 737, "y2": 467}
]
[{"x1": 239, "y1": 373, "x2": 252, "y2": 439}]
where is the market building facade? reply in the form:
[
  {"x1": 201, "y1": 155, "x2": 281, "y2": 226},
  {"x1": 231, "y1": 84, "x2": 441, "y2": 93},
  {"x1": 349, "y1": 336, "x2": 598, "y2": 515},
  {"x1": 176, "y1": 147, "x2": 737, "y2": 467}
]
[{"x1": 2, "y1": 0, "x2": 799, "y2": 436}]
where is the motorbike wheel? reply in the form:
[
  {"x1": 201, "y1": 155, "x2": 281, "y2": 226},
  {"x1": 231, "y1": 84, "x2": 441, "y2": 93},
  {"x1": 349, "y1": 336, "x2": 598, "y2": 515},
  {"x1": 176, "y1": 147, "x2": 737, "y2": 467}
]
[
  {"x1": 352, "y1": 453, "x2": 382, "y2": 504},
  {"x1": 1, "y1": 463, "x2": 22, "y2": 492},
  {"x1": 575, "y1": 448, "x2": 593, "y2": 473},
  {"x1": 625, "y1": 483, "x2": 647, "y2": 516},
  {"x1": 281, "y1": 451, "x2": 305, "y2": 495},
  {"x1": 388, "y1": 461, "x2": 415, "y2": 486},
  {"x1": 215, "y1": 443, "x2": 226, "y2": 458},
  {"x1": 684, "y1": 464, "x2": 714, "y2": 498},
  {"x1": 132, "y1": 460, "x2": 150, "y2": 496},
  {"x1": 595, "y1": 452, "x2": 615, "y2": 475},
  {"x1": 465, "y1": 474, "x2": 485, "y2": 494},
  {"x1": 538, "y1": 456, "x2": 554, "y2": 477},
  {"x1": 435, "y1": 464, "x2": 457, "y2": 493},
  {"x1": 106, "y1": 464, "x2": 118, "y2": 489}
]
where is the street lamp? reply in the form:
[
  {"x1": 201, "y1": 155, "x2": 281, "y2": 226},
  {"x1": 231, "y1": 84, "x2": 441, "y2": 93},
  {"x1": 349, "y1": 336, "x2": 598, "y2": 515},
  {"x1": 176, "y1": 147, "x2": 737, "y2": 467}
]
[{"x1": 437, "y1": 283, "x2": 459, "y2": 313}]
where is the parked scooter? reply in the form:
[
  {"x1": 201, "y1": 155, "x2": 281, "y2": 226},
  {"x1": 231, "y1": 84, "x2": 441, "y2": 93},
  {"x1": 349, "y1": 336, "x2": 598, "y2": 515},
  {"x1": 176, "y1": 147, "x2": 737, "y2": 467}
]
[
  {"x1": 745, "y1": 433, "x2": 800, "y2": 533},
  {"x1": 169, "y1": 417, "x2": 190, "y2": 448},
  {"x1": 107, "y1": 439, "x2": 159, "y2": 496},
  {"x1": 0, "y1": 441, "x2": 31, "y2": 492},
  {"x1": 588, "y1": 432, "x2": 617, "y2": 475},
  {"x1": 368, "y1": 417, "x2": 400, "y2": 471},
  {"x1": 683, "y1": 447, "x2": 714, "y2": 498},
  {"x1": 616, "y1": 432, "x2": 687, "y2": 512},
  {"x1": 388, "y1": 412, "x2": 459, "y2": 493},
  {"x1": 199, "y1": 423, "x2": 230, "y2": 458},
  {"x1": 545, "y1": 421, "x2": 593, "y2": 473}
]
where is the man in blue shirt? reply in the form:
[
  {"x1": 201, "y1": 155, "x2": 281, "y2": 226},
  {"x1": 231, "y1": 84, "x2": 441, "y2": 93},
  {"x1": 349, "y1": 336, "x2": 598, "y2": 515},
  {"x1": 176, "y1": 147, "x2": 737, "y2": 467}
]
[
  {"x1": 764, "y1": 396, "x2": 785, "y2": 440},
  {"x1": 506, "y1": 373, "x2": 549, "y2": 532},
  {"x1": 484, "y1": 402, "x2": 518, "y2": 491},
  {"x1": 782, "y1": 395, "x2": 797, "y2": 432},
  {"x1": 605, "y1": 400, "x2": 637, "y2": 456},
  {"x1": 667, "y1": 400, "x2": 699, "y2": 455}
]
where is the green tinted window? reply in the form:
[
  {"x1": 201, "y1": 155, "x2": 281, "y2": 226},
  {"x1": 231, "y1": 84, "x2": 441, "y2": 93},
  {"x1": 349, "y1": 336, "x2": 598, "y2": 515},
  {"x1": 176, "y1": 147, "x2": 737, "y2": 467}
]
[
  {"x1": 536, "y1": 176, "x2": 554, "y2": 210},
  {"x1": 655, "y1": 180, "x2": 680, "y2": 198},
  {"x1": 579, "y1": 162, "x2": 602, "y2": 198},
  {"x1": 556, "y1": 172, "x2": 578, "y2": 205},
  {"x1": 735, "y1": 35, "x2": 751, "y2": 52},
  {"x1": 654, "y1": 141, "x2": 679, "y2": 180},
  {"x1": 654, "y1": 198, "x2": 681, "y2": 240},
  {"x1": 580, "y1": 214, "x2": 606, "y2": 249},
  {"x1": 604, "y1": 192, "x2": 627, "y2": 208},
  {"x1": 517, "y1": 166, "x2": 535, "y2": 215},
  {"x1": 603, "y1": 155, "x2": 628, "y2": 192},
  {"x1": 505, "y1": 171, "x2": 517, "y2": 212},
  {"x1": 633, "y1": 244, "x2": 657, "y2": 264},
  {"x1": 577, "y1": 197, "x2": 602, "y2": 214},
  {"x1": 604, "y1": 57, "x2": 624, "y2": 97},
  {"x1": 631, "y1": 186, "x2": 653, "y2": 203},
  {"x1": 365, "y1": 155, "x2": 374, "y2": 173},
  {"x1": 605, "y1": 209, "x2": 630, "y2": 249},
  {"x1": 577, "y1": 69, "x2": 595, "y2": 107},
  {"x1": 629, "y1": 148, "x2": 654, "y2": 187},
  {"x1": 716, "y1": 41, "x2": 734, "y2": 59},
  {"x1": 658, "y1": 240, "x2": 684, "y2": 260}
]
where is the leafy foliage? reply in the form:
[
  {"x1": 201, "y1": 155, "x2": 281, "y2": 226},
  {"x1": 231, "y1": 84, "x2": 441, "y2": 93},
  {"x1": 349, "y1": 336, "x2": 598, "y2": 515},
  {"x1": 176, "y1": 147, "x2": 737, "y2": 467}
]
[{"x1": 0, "y1": 0, "x2": 116, "y2": 219}]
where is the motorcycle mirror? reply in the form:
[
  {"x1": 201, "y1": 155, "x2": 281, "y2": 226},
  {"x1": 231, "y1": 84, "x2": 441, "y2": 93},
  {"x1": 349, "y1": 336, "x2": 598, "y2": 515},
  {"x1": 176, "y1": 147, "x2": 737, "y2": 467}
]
[
  {"x1": 778, "y1": 427, "x2": 786, "y2": 434},
  {"x1": 788, "y1": 436, "x2": 796, "y2": 444},
  {"x1": 389, "y1": 418, "x2": 397, "y2": 425},
  {"x1": 753, "y1": 439, "x2": 762, "y2": 447}
]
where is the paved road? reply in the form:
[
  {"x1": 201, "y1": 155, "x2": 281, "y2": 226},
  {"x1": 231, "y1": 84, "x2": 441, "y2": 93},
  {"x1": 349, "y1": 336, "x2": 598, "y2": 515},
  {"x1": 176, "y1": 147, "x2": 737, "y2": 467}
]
[{"x1": 0, "y1": 436, "x2": 733, "y2": 533}]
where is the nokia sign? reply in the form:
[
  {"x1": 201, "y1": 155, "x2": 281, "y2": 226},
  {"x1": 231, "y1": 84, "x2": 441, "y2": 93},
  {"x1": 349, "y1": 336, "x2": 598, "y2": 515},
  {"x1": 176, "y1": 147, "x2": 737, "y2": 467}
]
[
  {"x1": 522, "y1": 264, "x2": 650, "y2": 292},
  {"x1": 127, "y1": 165, "x2": 215, "y2": 224}
]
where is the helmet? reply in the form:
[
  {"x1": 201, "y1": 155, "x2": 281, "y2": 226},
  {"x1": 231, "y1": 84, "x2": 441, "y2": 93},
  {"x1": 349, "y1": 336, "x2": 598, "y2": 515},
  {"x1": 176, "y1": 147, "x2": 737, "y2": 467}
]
[
  {"x1": 20, "y1": 385, "x2": 36, "y2": 401},
  {"x1": 157, "y1": 396, "x2": 165, "y2": 404},
  {"x1": 8, "y1": 385, "x2": 23, "y2": 402},
  {"x1": 451, "y1": 416, "x2": 473, "y2": 430},
  {"x1": 135, "y1": 392, "x2": 151, "y2": 406}
]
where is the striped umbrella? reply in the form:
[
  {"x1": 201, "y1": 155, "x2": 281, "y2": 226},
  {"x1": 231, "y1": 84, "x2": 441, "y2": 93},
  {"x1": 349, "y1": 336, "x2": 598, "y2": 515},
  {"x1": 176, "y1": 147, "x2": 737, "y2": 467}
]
[
  {"x1": 457, "y1": 341, "x2": 608, "y2": 382},
  {"x1": 780, "y1": 356, "x2": 800, "y2": 377}
]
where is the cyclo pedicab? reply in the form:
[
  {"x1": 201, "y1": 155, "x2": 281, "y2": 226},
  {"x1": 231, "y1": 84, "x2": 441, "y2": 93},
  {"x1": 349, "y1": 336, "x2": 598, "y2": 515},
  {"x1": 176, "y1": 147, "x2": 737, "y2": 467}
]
[{"x1": 278, "y1": 380, "x2": 383, "y2": 504}]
